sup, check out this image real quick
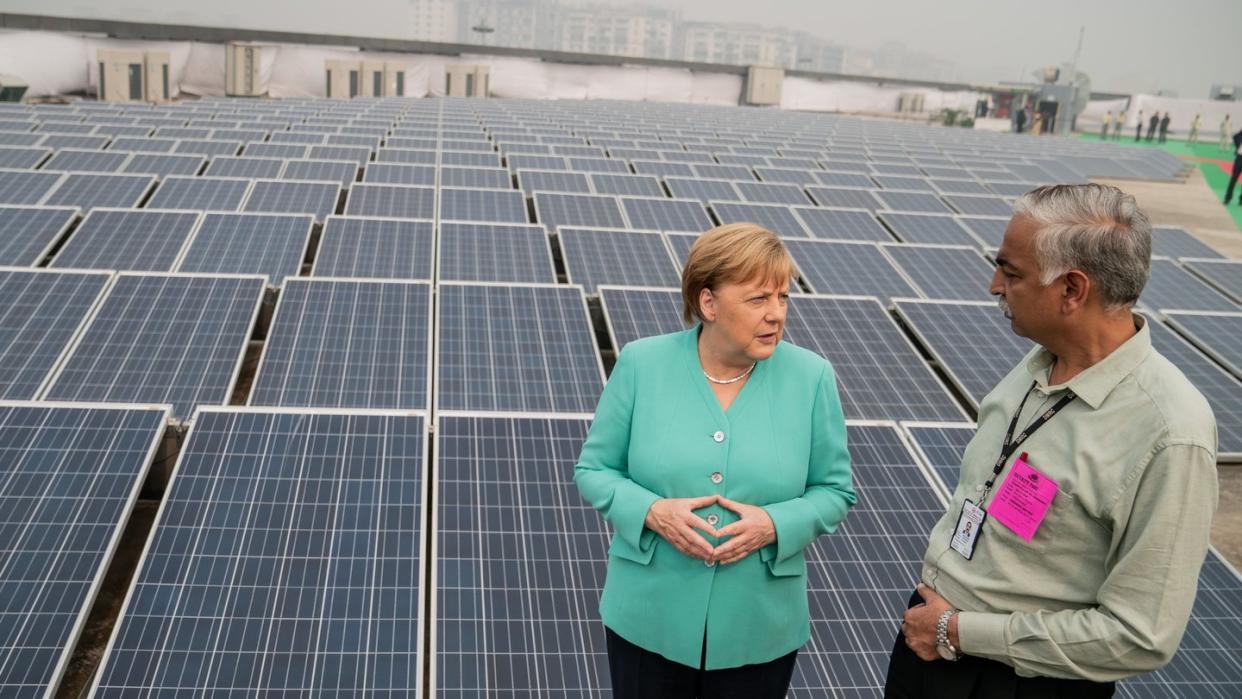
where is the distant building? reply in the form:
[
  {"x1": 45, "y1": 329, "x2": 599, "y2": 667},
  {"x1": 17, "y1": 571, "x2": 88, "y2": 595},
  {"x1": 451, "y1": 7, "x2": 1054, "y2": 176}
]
[
  {"x1": 793, "y1": 32, "x2": 846, "y2": 73},
  {"x1": 1210, "y1": 84, "x2": 1242, "y2": 101},
  {"x1": 554, "y1": 3, "x2": 677, "y2": 59},
  {"x1": 679, "y1": 22, "x2": 796, "y2": 68},
  {"x1": 411, "y1": 0, "x2": 459, "y2": 43},
  {"x1": 457, "y1": 0, "x2": 552, "y2": 49}
]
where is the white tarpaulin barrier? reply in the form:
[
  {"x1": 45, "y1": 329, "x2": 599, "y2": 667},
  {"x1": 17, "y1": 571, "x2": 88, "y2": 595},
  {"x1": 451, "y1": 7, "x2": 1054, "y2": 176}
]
[
  {"x1": 781, "y1": 77, "x2": 980, "y2": 114},
  {"x1": 1125, "y1": 94, "x2": 1242, "y2": 141}
]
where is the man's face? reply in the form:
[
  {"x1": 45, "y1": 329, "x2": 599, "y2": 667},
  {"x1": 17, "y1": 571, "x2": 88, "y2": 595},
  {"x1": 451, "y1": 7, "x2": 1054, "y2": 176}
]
[{"x1": 990, "y1": 215, "x2": 1066, "y2": 342}]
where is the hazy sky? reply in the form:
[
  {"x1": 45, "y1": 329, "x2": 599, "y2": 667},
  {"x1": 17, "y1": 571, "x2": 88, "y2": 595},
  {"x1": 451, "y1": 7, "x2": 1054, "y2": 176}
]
[{"x1": 10, "y1": 0, "x2": 1241, "y2": 97}]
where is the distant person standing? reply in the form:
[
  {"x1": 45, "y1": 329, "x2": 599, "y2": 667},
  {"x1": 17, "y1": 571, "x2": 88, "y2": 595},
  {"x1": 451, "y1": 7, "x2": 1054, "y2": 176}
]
[
  {"x1": 1032, "y1": 113, "x2": 1044, "y2": 136},
  {"x1": 1015, "y1": 108, "x2": 1027, "y2": 134},
  {"x1": 1221, "y1": 115, "x2": 1233, "y2": 149},
  {"x1": 1224, "y1": 128, "x2": 1242, "y2": 206},
  {"x1": 1146, "y1": 112, "x2": 1159, "y2": 142},
  {"x1": 1114, "y1": 111, "x2": 1126, "y2": 140},
  {"x1": 1158, "y1": 113, "x2": 1171, "y2": 143},
  {"x1": 1188, "y1": 114, "x2": 1202, "y2": 144},
  {"x1": 1135, "y1": 110, "x2": 1145, "y2": 141},
  {"x1": 1100, "y1": 111, "x2": 1112, "y2": 140}
]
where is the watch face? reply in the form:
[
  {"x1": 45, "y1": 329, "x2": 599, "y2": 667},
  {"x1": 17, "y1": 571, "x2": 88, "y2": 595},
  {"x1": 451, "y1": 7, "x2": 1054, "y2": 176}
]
[{"x1": 937, "y1": 643, "x2": 957, "y2": 661}]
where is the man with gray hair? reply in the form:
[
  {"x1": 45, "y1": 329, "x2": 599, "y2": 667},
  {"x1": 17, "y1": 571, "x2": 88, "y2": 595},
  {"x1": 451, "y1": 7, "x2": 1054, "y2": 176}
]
[{"x1": 885, "y1": 184, "x2": 1218, "y2": 698}]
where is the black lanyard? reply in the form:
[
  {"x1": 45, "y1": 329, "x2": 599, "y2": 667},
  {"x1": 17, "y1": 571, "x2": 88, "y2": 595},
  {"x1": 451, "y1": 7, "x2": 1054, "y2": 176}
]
[{"x1": 980, "y1": 381, "x2": 1076, "y2": 503}]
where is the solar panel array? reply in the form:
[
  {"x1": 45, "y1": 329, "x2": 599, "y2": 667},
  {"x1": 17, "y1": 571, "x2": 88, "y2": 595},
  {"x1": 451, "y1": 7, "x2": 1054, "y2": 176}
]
[{"x1": 0, "y1": 95, "x2": 1237, "y2": 697}]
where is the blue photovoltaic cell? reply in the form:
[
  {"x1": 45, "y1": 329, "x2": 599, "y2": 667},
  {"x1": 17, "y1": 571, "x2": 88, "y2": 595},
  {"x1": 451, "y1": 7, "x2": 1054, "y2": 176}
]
[
  {"x1": 146, "y1": 176, "x2": 252, "y2": 211},
  {"x1": 734, "y1": 180, "x2": 812, "y2": 205},
  {"x1": 0, "y1": 269, "x2": 111, "y2": 398},
  {"x1": 439, "y1": 187, "x2": 528, "y2": 223},
  {"x1": 437, "y1": 222, "x2": 556, "y2": 284},
  {"x1": 619, "y1": 197, "x2": 712, "y2": 233},
  {"x1": 805, "y1": 186, "x2": 883, "y2": 211},
  {"x1": 279, "y1": 158, "x2": 358, "y2": 187},
  {"x1": 663, "y1": 177, "x2": 739, "y2": 202},
  {"x1": 533, "y1": 192, "x2": 627, "y2": 232},
  {"x1": 710, "y1": 201, "x2": 809, "y2": 237},
  {"x1": 903, "y1": 422, "x2": 976, "y2": 491},
  {"x1": 953, "y1": 215, "x2": 1009, "y2": 248},
  {"x1": 0, "y1": 170, "x2": 63, "y2": 205},
  {"x1": 598, "y1": 286, "x2": 685, "y2": 349},
  {"x1": 377, "y1": 148, "x2": 437, "y2": 165},
  {"x1": 344, "y1": 183, "x2": 435, "y2": 219},
  {"x1": 814, "y1": 171, "x2": 878, "y2": 189},
  {"x1": 1163, "y1": 311, "x2": 1242, "y2": 379},
  {"x1": 363, "y1": 163, "x2": 436, "y2": 186},
  {"x1": 44, "y1": 274, "x2": 264, "y2": 419},
  {"x1": 930, "y1": 178, "x2": 990, "y2": 195},
  {"x1": 250, "y1": 279, "x2": 431, "y2": 408},
  {"x1": 518, "y1": 170, "x2": 591, "y2": 195},
  {"x1": 0, "y1": 205, "x2": 77, "y2": 266},
  {"x1": 0, "y1": 146, "x2": 50, "y2": 169},
  {"x1": 872, "y1": 175, "x2": 935, "y2": 191},
  {"x1": 439, "y1": 166, "x2": 512, "y2": 189},
  {"x1": 177, "y1": 212, "x2": 313, "y2": 284},
  {"x1": 882, "y1": 245, "x2": 994, "y2": 301},
  {"x1": 93, "y1": 408, "x2": 426, "y2": 698},
  {"x1": 877, "y1": 212, "x2": 978, "y2": 246},
  {"x1": 1182, "y1": 259, "x2": 1242, "y2": 304},
  {"x1": 792, "y1": 206, "x2": 894, "y2": 242},
  {"x1": 873, "y1": 190, "x2": 954, "y2": 214},
  {"x1": 313, "y1": 216, "x2": 434, "y2": 280},
  {"x1": 244, "y1": 179, "x2": 341, "y2": 221},
  {"x1": 1151, "y1": 226, "x2": 1226, "y2": 260},
  {"x1": 1140, "y1": 259, "x2": 1238, "y2": 313},
  {"x1": 41, "y1": 149, "x2": 129, "y2": 173},
  {"x1": 589, "y1": 173, "x2": 665, "y2": 197},
  {"x1": 205, "y1": 156, "x2": 285, "y2": 179},
  {"x1": 0, "y1": 403, "x2": 167, "y2": 699},
  {"x1": 42, "y1": 173, "x2": 154, "y2": 211},
  {"x1": 559, "y1": 228, "x2": 680, "y2": 293},
  {"x1": 436, "y1": 283, "x2": 604, "y2": 412},
  {"x1": 784, "y1": 239, "x2": 919, "y2": 302},
  {"x1": 434, "y1": 414, "x2": 610, "y2": 698},
  {"x1": 121, "y1": 153, "x2": 206, "y2": 178},
  {"x1": 942, "y1": 194, "x2": 1012, "y2": 217},
  {"x1": 1147, "y1": 320, "x2": 1242, "y2": 457},
  {"x1": 51, "y1": 208, "x2": 200, "y2": 272}
]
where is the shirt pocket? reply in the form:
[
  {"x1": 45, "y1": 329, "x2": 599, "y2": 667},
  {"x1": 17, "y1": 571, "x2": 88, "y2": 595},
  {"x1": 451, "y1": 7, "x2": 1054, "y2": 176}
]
[{"x1": 1029, "y1": 490, "x2": 1111, "y2": 572}]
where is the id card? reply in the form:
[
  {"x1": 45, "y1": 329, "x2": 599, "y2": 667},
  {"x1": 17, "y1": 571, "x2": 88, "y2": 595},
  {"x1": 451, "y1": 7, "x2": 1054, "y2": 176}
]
[
  {"x1": 988, "y1": 454, "x2": 1058, "y2": 542},
  {"x1": 950, "y1": 499, "x2": 986, "y2": 559}
]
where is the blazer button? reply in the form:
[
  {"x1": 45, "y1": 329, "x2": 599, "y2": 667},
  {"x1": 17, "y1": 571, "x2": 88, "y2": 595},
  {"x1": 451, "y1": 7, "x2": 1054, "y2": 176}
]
[
  {"x1": 710, "y1": 472, "x2": 723, "y2": 484},
  {"x1": 706, "y1": 513, "x2": 720, "y2": 526},
  {"x1": 712, "y1": 430, "x2": 725, "y2": 443},
  {"x1": 704, "y1": 559, "x2": 716, "y2": 567}
]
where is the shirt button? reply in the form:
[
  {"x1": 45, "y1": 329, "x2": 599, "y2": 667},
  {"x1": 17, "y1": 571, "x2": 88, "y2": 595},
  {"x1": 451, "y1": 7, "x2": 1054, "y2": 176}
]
[
  {"x1": 713, "y1": 430, "x2": 725, "y2": 443},
  {"x1": 704, "y1": 559, "x2": 716, "y2": 567},
  {"x1": 710, "y1": 472, "x2": 723, "y2": 484},
  {"x1": 975, "y1": 485, "x2": 984, "y2": 493},
  {"x1": 707, "y1": 513, "x2": 720, "y2": 526}
]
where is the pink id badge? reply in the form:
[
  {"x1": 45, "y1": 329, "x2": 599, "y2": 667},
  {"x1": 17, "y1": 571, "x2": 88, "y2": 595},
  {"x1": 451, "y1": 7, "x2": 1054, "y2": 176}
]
[{"x1": 987, "y1": 453, "x2": 1058, "y2": 542}]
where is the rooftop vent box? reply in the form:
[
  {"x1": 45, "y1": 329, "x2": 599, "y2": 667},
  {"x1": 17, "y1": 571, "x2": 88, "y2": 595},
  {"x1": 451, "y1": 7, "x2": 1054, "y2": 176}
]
[
  {"x1": 226, "y1": 42, "x2": 267, "y2": 97},
  {"x1": 445, "y1": 65, "x2": 490, "y2": 98},
  {"x1": 744, "y1": 66, "x2": 783, "y2": 106},
  {"x1": 0, "y1": 74, "x2": 27, "y2": 102},
  {"x1": 97, "y1": 50, "x2": 171, "y2": 103}
]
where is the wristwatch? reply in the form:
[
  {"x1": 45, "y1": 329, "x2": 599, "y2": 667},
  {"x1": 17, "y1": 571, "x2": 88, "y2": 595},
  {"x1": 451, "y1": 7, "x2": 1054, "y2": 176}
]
[{"x1": 936, "y1": 609, "x2": 962, "y2": 661}]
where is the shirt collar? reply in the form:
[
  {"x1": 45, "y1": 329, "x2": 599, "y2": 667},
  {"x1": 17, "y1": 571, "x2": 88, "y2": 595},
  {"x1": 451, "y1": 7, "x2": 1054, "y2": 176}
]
[{"x1": 1026, "y1": 314, "x2": 1151, "y2": 410}]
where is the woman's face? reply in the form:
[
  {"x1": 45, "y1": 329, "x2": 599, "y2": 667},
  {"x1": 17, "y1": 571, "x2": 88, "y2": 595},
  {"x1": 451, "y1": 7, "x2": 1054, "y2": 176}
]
[{"x1": 700, "y1": 275, "x2": 790, "y2": 363}]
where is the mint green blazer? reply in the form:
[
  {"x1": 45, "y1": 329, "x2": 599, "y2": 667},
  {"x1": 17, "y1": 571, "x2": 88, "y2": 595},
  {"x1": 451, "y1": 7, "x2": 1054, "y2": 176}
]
[{"x1": 574, "y1": 326, "x2": 857, "y2": 670}]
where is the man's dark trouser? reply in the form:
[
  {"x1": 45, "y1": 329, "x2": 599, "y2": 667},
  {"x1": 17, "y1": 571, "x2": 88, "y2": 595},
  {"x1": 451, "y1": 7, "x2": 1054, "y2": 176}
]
[
  {"x1": 1225, "y1": 156, "x2": 1242, "y2": 204},
  {"x1": 883, "y1": 591, "x2": 1116, "y2": 699}
]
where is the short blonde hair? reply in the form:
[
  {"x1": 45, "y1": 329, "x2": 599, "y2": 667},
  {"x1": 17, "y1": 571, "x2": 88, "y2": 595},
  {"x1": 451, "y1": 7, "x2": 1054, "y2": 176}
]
[{"x1": 681, "y1": 223, "x2": 796, "y2": 324}]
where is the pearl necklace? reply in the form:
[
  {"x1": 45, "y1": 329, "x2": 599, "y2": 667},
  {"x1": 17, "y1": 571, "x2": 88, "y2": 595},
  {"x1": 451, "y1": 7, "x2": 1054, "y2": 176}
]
[{"x1": 703, "y1": 362, "x2": 756, "y2": 385}]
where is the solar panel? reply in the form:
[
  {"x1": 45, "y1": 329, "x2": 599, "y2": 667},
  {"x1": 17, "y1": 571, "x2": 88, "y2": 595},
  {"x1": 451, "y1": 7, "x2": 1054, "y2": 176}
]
[
  {"x1": 806, "y1": 186, "x2": 884, "y2": 211},
  {"x1": 42, "y1": 148, "x2": 130, "y2": 173},
  {"x1": 881, "y1": 244, "x2": 995, "y2": 301},
  {"x1": 508, "y1": 154, "x2": 569, "y2": 172},
  {"x1": 0, "y1": 205, "x2": 77, "y2": 266},
  {"x1": 363, "y1": 162, "x2": 436, "y2": 186},
  {"x1": 243, "y1": 141, "x2": 310, "y2": 159},
  {"x1": 308, "y1": 144, "x2": 371, "y2": 166},
  {"x1": 876, "y1": 211, "x2": 978, "y2": 246},
  {"x1": 791, "y1": 206, "x2": 894, "y2": 242},
  {"x1": 177, "y1": 212, "x2": 314, "y2": 284},
  {"x1": 901, "y1": 421, "x2": 977, "y2": 492},
  {"x1": 710, "y1": 201, "x2": 809, "y2": 238},
  {"x1": 146, "y1": 175, "x2": 252, "y2": 211},
  {"x1": 788, "y1": 421, "x2": 946, "y2": 697},
  {"x1": 1151, "y1": 226, "x2": 1226, "y2": 260},
  {"x1": 1182, "y1": 259, "x2": 1242, "y2": 304},
  {"x1": 432, "y1": 413, "x2": 609, "y2": 698},
  {"x1": 1162, "y1": 311, "x2": 1242, "y2": 381},
  {"x1": 437, "y1": 222, "x2": 556, "y2": 284},
  {"x1": 619, "y1": 196, "x2": 712, "y2": 233},
  {"x1": 872, "y1": 190, "x2": 953, "y2": 214},
  {"x1": 204, "y1": 155, "x2": 285, "y2": 179},
  {"x1": 0, "y1": 402, "x2": 168, "y2": 698},
  {"x1": 755, "y1": 167, "x2": 818, "y2": 184},
  {"x1": 589, "y1": 172, "x2": 664, "y2": 197},
  {"x1": 984, "y1": 181, "x2": 1039, "y2": 197},
  {"x1": 435, "y1": 283, "x2": 604, "y2": 412},
  {"x1": 42, "y1": 173, "x2": 154, "y2": 211},
  {"x1": 953, "y1": 215, "x2": 1009, "y2": 248},
  {"x1": 440, "y1": 166, "x2": 512, "y2": 189},
  {"x1": 0, "y1": 169, "x2": 63, "y2": 205},
  {"x1": 249, "y1": 279, "x2": 432, "y2": 408},
  {"x1": 872, "y1": 175, "x2": 935, "y2": 191},
  {"x1": 517, "y1": 169, "x2": 591, "y2": 195},
  {"x1": 784, "y1": 239, "x2": 919, "y2": 302},
  {"x1": 439, "y1": 187, "x2": 528, "y2": 223},
  {"x1": 893, "y1": 299, "x2": 1033, "y2": 409},
  {"x1": 1147, "y1": 320, "x2": 1242, "y2": 458},
  {"x1": 92, "y1": 407, "x2": 427, "y2": 696},
  {"x1": 559, "y1": 227, "x2": 680, "y2": 294},
  {"x1": 663, "y1": 177, "x2": 739, "y2": 202},
  {"x1": 43, "y1": 273, "x2": 265, "y2": 419},
  {"x1": 0, "y1": 268, "x2": 111, "y2": 398},
  {"x1": 343, "y1": 183, "x2": 435, "y2": 219},
  {"x1": 943, "y1": 194, "x2": 1013, "y2": 217},
  {"x1": 813, "y1": 171, "x2": 877, "y2": 189},
  {"x1": 108, "y1": 136, "x2": 177, "y2": 152},
  {"x1": 443, "y1": 150, "x2": 501, "y2": 167},
  {"x1": 121, "y1": 152, "x2": 206, "y2": 178},
  {"x1": 597, "y1": 285, "x2": 686, "y2": 349},
  {"x1": 734, "y1": 181, "x2": 812, "y2": 205},
  {"x1": 567, "y1": 157, "x2": 629, "y2": 174},
  {"x1": 51, "y1": 208, "x2": 200, "y2": 272},
  {"x1": 663, "y1": 232, "x2": 700, "y2": 269},
  {"x1": 173, "y1": 138, "x2": 241, "y2": 157},
  {"x1": 930, "y1": 178, "x2": 990, "y2": 195},
  {"x1": 691, "y1": 163, "x2": 755, "y2": 180},
  {"x1": 279, "y1": 158, "x2": 358, "y2": 187},
  {"x1": 1140, "y1": 259, "x2": 1238, "y2": 313},
  {"x1": 0, "y1": 145, "x2": 50, "y2": 169},
  {"x1": 532, "y1": 192, "x2": 627, "y2": 232},
  {"x1": 313, "y1": 216, "x2": 434, "y2": 280},
  {"x1": 377, "y1": 147, "x2": 437, "y2": 165}
]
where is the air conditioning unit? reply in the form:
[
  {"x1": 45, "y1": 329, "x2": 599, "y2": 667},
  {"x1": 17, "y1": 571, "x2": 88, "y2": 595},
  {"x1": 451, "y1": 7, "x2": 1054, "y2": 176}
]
[
  {"x1": 359, "y1": 61, "x2": 408, "y2": 97},
  {"x1": 743, "y1": 66, "x2": 783, "y2": 106},
  {"x1": 97, "y1": 50, "x2": 171, "y2": 103},
  {"x1": 226, "y1": 42, "x2": 267, "y2": 97},
  {"x1": 325, "y1": 59, "x2": 364, "y2": 99},
  {"x1": 445, "y1": 64, "x2": 490, "y2": 98},
  {"x1": 897, "y1": 92, "x2": 925, "y2": 113},
  {"x1": 0, "y1": 74, "x2": 28, "y2": 103}
]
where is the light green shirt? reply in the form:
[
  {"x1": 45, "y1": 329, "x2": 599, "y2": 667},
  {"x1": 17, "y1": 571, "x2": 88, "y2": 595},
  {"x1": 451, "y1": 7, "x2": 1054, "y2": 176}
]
[{"x1": 921, "y1": 315, "x2": 1219, "y2": 682}]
